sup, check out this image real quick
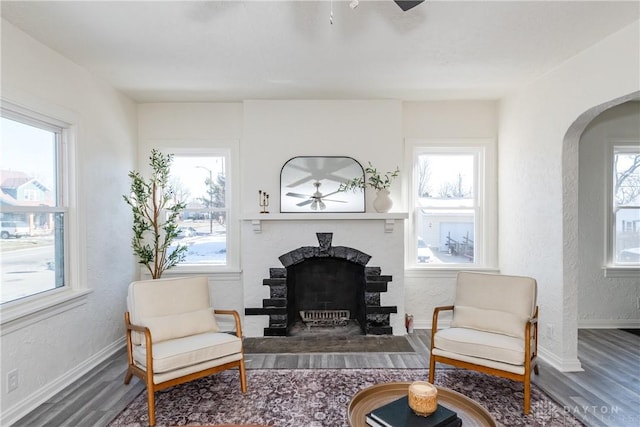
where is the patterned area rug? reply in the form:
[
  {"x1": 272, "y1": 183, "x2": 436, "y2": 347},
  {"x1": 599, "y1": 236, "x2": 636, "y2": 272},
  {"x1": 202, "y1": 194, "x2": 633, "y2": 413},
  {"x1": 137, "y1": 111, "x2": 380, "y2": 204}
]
[{"x1": 109, "y1": 369, "x2": 583, "y2": 427}]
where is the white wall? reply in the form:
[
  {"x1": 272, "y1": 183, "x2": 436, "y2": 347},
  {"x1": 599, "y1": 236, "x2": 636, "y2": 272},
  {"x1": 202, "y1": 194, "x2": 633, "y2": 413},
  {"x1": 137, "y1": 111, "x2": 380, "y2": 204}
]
[
  {"x1": 135, "y1": 100, "x2": 500, "y2": 336},
  {"x1": 578, "y1": 101, "x2": 640, "y2": 327},
  {"x1": 499, "y1": 21, "x2": 640, "y2": 371},
  {"x1": 136, "y1": 102, "x2": 245, "y2": 313},
  {"x1": 0, "y1": 20, "x2": 137, "y2": 424},
  {"x1": 402, "y1": 101, "x2": 499, "y2": 328},
  {"x1": 242, "y1": 100, "x2": 404, "y2": 214},
  {"x1": 133, "y1": 100, "x2": 500, "y2": 335},
  {"x1": 241, "y1": 100, "x2": 405, "y2": 335}
]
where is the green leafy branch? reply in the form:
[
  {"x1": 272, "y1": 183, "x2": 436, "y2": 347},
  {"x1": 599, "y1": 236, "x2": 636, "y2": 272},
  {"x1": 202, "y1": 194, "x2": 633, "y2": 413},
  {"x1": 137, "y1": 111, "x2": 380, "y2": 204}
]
[
  {"x1": 123, "y1": 149, "x2": 187, "y2": 279},
  {"x1": 339, "y1": 161, "x2": 400, "y2": 192}
]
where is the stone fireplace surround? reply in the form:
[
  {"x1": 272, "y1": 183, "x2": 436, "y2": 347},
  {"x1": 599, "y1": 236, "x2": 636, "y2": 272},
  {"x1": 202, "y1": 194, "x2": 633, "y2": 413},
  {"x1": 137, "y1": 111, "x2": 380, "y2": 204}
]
[
  {"x1": 241, "y1": 215, "x2": 406, "y2": 337},
  {"x1": 245, "y1": 232, "x2": 397, "y2": 336}
]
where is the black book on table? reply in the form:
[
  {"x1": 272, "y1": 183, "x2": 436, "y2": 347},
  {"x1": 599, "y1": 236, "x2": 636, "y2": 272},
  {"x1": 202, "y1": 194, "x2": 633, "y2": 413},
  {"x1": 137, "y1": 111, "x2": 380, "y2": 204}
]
[
  {"x1": 365, "y1": 395, "x2": 458, "y2": 427},
  {"x1": 366, "y1": 415, "x2": 462, "y2": 427}
]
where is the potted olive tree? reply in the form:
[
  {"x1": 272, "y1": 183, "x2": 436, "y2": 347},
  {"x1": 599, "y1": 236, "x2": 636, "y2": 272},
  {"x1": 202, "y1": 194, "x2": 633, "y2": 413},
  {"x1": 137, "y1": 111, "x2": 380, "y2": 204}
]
[
  {"x1": 123, "y1": 149, "x2": 187, "y2": 279},
  {"x1": 339, "y1": 161, "x2": 400, "y2": 212}
]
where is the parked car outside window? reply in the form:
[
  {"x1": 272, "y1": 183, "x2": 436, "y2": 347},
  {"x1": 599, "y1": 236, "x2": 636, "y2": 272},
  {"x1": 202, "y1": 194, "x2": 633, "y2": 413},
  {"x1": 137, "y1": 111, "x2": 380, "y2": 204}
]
[
  {"x1": 1, "y1": 221, "x2": 30, "y2": 239},
  {"x1": 417, "y1": 237, "x2": 431, "y2": 263},
  {"x1": 177, "y1": 226, "x2": 197, "y2": 238},
  {"x1": 619, "y1": 248, "x2": 640, "y2": 263}
]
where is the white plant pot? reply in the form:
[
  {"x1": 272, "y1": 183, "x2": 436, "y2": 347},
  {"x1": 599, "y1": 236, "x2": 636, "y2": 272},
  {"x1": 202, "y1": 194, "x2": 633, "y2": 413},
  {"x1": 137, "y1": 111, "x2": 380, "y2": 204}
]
[{"x1": 373, "y1": 189, "x2": 393, "y2": 213}]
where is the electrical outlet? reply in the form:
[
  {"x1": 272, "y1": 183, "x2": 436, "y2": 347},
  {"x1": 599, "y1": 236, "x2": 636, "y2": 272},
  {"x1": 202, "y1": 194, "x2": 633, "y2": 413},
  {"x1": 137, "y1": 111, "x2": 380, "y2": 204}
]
[
  {"x1": 637, "y1": 297, "x2": 640, "y2": 310},
  {"x1": 7, "y1": 369, "x2": 18, "y2": 393},
  {"x1": 546, "y1": 324, "x2": 554, "y2": 339}
]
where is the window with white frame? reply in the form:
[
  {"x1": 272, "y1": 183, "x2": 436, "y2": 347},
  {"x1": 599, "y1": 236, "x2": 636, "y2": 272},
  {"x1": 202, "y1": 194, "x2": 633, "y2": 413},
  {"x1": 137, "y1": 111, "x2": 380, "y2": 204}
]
[
  {"x1": 610, "y1": 143, "x2": 640, "y2": 266},
  {"x1": 408, "y1": 142, "x2": 495, "y2": 268},
  {"x1": 1, "y1": 110, "x2": 67, "y2": 304},
  {"x1": 169, "y1": 153, "x2": 230, "y2": 266}
]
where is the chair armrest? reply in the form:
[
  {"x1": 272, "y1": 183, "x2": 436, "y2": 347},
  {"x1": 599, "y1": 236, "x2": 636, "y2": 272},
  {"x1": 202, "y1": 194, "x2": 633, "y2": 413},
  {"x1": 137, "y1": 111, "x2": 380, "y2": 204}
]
[
  {"x1": 124, "y1": 312, "x2": 154, "y2": 372},
  {"x1": 214, "y1": 309, "x2": 243, "y2": 338},
  {"x1": 525, "y1": 306, "x2": 539, "y2": 359},
  {"x1": 431, "y1": 305, "x2": 454, "y2": 350}
]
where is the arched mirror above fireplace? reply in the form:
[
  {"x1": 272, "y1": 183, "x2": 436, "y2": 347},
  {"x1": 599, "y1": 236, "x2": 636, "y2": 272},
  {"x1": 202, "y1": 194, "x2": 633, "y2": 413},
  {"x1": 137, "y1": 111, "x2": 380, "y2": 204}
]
[{"x1": 280, "y1": 156, "x2": 365, "y2": 213}]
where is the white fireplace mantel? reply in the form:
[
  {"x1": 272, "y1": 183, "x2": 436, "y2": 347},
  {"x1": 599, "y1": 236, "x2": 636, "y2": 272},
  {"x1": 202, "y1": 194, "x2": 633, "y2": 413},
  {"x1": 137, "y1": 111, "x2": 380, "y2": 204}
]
[{"x1": 241, "y1": 212, "x2": 408, "y2": 233}]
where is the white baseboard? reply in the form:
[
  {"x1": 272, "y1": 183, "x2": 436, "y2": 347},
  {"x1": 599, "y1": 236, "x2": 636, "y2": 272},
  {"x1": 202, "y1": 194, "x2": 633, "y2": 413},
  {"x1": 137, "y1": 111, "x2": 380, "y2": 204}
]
[
  {"x1": 538, "y1": 346, "x2": 584, "y2": 372},
  {"x1": 578, "y1": 319, "x2": 640, "y2": 329},
  {"x1": 1, "y1": 338, "x2": 125, "y2": 427}
]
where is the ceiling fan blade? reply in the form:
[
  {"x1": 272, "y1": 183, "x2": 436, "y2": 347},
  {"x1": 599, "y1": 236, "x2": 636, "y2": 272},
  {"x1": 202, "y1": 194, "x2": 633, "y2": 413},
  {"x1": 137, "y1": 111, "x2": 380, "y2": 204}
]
[
  {"x1": 322, "y1": 198, "x2": 348, "y2": 203},
  {"x1": 319, "y1": 190, "x2": 342, "y2": 198},
  {"x1": 394, "y1": 0, "x2": 424, "y2": 11},
  {"x1": 296, "y1": 199, "x2": 313, "y2": 207},
  {"x1": 285, "y1": 176, "x2": 315, "y2": 188},
  {"x1": 286, "y1": 192, "x2": 311, "y2": 199}
]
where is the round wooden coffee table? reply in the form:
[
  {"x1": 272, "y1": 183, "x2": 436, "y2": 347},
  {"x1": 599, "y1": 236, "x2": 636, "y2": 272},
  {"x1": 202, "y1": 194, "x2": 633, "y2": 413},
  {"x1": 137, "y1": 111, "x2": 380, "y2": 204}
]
[{"x1": 348, "y1": 382, "x2": 496, "y2": 427}]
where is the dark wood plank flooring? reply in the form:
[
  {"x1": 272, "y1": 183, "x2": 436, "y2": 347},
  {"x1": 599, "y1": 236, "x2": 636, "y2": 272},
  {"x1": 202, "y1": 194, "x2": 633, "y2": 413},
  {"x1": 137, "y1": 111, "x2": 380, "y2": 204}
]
[{"x1": 12, "y1": 329, "x2": 639, "y2": 427}]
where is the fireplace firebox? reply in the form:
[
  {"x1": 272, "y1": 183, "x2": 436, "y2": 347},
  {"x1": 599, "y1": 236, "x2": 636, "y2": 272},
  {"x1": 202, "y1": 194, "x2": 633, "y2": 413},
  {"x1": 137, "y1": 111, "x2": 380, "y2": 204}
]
[{"x1": 245, "y1": 233, "x2": 397, "y2": 336}]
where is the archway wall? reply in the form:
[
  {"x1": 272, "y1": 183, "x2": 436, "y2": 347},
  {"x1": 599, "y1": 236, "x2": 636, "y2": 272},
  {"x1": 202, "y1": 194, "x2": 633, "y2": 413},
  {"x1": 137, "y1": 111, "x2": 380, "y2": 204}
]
[
  {"x1": 574, "y1": 102, "x2": 640, "y2": 327},
  {"x1": 498, "y1": 21, "x2": 639, "y2": 371}
]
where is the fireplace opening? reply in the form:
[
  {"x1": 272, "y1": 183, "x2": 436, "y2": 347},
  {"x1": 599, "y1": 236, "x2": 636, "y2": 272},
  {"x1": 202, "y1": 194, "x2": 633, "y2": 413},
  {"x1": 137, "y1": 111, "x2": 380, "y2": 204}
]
[
  {"x1": 245, "y1": 232, "x2": 397, "y2": 336},
  {"x1": 287, "y1": 256, "x2": 365, "y2": 336}
]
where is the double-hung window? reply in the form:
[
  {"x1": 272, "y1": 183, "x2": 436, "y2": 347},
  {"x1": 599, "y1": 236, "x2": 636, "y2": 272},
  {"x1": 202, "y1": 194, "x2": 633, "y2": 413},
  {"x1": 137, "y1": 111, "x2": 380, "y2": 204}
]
[
  {"x1": 407, "y1": 140, "x2": 496, "y2": 269},
  {"x1": 1, "y1": 109, "x2": 68, "y2": 304},
  {"x1": 169, "y1": 152, "x2": 231, "y2": 267},
  {"x1": 608, "y1": 143, "x2": 640, "y2": 268}
]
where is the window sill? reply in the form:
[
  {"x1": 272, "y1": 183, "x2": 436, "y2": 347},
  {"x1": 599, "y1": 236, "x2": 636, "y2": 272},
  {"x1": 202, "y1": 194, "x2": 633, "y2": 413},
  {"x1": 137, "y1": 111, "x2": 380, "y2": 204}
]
[
  {"x1": 602, "y1": 265, "x2": 639, "y2": 278},
  {"x1": 404, "y1": 267, "x2": 499, "y2": 278},
  {"x1": 0, "y1": 288, "x2": 92, "y2": 336},
  {"x1": 145, "y1": 266, "x2": 242, "y2": 281}
]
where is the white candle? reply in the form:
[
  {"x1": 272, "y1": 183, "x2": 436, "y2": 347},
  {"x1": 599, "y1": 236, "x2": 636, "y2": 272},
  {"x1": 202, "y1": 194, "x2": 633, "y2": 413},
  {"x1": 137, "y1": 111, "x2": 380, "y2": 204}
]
[{"x1": 408, "y1": 381, "x2": 438, "y2": 416}]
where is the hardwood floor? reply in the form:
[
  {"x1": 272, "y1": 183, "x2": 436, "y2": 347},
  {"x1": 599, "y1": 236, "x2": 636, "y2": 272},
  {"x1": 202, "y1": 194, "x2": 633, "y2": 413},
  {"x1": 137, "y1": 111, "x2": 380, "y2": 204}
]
[
  {"x1": 11, "y1": 329, "x2": 639, "y2": 427},
  {"x1": 531, "y1": 329, "x2": 640, "y2": 427}
]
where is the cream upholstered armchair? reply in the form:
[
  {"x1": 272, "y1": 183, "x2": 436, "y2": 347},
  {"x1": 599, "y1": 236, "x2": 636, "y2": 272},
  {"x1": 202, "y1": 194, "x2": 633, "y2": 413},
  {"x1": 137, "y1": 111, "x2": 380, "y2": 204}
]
[
  {"x1": 429, "y1": 272, "x2": 539, "y2": 414},
  {"x1": 124, "y1": 276, "x2": 247, "y2": 426}
]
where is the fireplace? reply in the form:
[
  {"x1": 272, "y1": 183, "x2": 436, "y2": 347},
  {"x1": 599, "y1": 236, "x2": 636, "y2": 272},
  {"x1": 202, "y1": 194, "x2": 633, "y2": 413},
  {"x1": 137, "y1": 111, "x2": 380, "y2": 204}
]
[{"x1": 245, "y1": 233, "x2": 397, "y2": 336}]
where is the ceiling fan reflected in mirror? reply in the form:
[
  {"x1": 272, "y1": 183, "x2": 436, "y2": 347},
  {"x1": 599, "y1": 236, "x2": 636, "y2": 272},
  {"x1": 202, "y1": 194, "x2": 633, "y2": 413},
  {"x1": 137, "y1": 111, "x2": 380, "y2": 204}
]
[
  {"x1": 280, "y1": 156, "x2": 365, "y2": 213},
  {"x1": 286, "y1": 181, "x2": 347, "y2": 211}
]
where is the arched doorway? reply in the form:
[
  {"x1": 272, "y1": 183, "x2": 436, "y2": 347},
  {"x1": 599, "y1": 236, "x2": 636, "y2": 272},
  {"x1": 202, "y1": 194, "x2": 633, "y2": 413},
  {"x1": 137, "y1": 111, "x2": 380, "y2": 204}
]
[{"x1": 562, "y1": 91, "x2": 640, "y2": 344}]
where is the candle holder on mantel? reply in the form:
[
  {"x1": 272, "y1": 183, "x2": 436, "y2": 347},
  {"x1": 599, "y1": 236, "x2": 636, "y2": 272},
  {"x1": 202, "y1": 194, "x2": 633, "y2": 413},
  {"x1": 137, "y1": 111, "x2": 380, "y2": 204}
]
[{"x1": 258, "y1": 190, "x2": 270, "y2": 214}]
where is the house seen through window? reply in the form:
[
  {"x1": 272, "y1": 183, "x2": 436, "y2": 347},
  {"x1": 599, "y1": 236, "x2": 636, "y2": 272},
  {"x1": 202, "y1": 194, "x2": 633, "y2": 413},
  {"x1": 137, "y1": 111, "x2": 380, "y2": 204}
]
[
  {"x1": 169, "y1": 154, "x2": 228, "y2": 266},
  {"x1": 0, "y1": 113, "x2": 65, "y2": 304},
  {"x1": 411, "y1": 146, "x2": 485, "y2": 267}
]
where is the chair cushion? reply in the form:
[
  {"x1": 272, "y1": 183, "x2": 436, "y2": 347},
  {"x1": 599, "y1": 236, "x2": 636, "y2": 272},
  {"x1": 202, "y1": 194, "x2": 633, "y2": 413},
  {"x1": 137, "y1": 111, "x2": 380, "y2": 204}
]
[
  {"x1": 451, "y1": 305, "x2": 527, "y2": 339},
  {"x1": 451, "y1": 272, "x2": 536, "y2": 339},
  {"x1": 431, "y1": 348, "x2": 526, "y2": 375},
  {"x1": 140, "y1": 308, "x2": 219, "y2": 344},
  {"x1": 128, "y1": 276, "x2": 219, "y2": 345},
  {"x1": 433, "y1": 327, "x2": 525, "y2": 366},
  {"x1": 133, "y1": 331, "x2": 242, "y2": 374}
]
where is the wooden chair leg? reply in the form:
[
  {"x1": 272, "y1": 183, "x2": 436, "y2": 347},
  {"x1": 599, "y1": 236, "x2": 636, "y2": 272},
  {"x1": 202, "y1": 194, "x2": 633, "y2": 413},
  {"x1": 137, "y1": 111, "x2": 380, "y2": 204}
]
[
  {"x1": 428, "y1": 354, "x2": 436, "y2": 383},
  {"x1": 239, "y1": 359, "x2": 248, "y2": 393},
  {"x1": 523, "y1": 377, "x2": 531, "y2": 415},
  {"x1": 147, "y1": 388, "x2": 156, "y2": 427},
  {"x1": 124, "y1": 368, "x2": 133, "y2": 385}
]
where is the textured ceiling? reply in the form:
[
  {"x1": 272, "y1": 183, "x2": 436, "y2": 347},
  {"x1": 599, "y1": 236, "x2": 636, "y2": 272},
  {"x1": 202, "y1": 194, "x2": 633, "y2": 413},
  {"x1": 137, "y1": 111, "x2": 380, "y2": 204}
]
[{"x1": 2, "y1": 1, "x2": 639, "y2": 102}]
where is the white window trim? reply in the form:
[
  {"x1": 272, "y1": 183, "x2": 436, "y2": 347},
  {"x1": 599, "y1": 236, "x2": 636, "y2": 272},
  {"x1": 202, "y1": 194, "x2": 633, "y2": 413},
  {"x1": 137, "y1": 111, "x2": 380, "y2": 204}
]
[
  {"x1": 1, "y1": 99, "x2": 89, "y2": 332},
  {"x1": 603, "y1": 140, "x2": 640, "y2": 277},
  {"x1": 404, "y1": 138, "x2": 498, "y2": 272},
  {"x1": 138, "y1": 144, "x2": 241, "y2": 275}
]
